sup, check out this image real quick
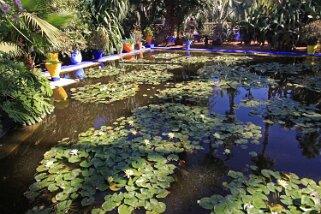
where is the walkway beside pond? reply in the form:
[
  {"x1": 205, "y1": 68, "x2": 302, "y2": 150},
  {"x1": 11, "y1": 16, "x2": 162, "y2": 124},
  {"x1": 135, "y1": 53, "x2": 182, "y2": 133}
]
[
  {"x1": 152, "y1": 46, "x2": 321, "y2": 57},
  {"x1": 48, "y1": 48, "x2": 151, "y2": 89}
]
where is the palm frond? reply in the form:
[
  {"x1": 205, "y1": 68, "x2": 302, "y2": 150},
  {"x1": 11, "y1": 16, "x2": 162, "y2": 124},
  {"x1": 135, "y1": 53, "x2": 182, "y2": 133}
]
[
  {"x1": 21, "y1": 12, "x2": 63, "y2": 48},
  {"x1": 0, "y1": 42, "x2": 23, "y2": 57}
]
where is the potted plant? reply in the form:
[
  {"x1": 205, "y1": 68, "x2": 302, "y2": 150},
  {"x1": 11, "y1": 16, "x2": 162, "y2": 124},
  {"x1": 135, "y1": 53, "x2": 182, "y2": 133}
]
[
  {"x1": 123, "y1": 37, "x2": 135, "y2": 53},
  {"x1": 302, "y1": 20, "x2": 321, "y2": 55},
  {"x1": 88, "y1": 27, "x2": 109, "y2": 60},
  {"x1": 143, "y1": 27, "x2": 154, "y2": 45},
  {"x1": 69, "y1": 33, "x2": 87, "y2": 65},
  {"x1": 132, "y1": 30, "x2": 143, "y2": 50},
  {"x1": 45, "y1": 53, "x2": 62, "y2": 81}
]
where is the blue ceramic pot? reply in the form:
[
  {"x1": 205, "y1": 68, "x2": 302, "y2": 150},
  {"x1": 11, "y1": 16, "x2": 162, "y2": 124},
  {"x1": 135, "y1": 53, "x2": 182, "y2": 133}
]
[
  {"x1": 185, "y1": 40, "x2": 192, "y2": 50},
  {"x1": 70, "y1": 50, "x2": 82, "y2": 65},
  {"x1": 93, "y1": 50, "x2": 103, "y2": 60}
]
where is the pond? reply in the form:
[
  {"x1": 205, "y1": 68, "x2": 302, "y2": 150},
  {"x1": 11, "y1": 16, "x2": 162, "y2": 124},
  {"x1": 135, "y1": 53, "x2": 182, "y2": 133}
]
[{"x1": 0, "y1": 51, "x2": 321, "y2": 214}]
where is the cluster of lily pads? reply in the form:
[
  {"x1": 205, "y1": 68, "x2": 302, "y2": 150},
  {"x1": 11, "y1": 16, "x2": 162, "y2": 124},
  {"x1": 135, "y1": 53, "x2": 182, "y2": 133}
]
[
  {"x1": 198, "y1": 169, "x2": 321, "y2": 213},
  {"x1": 27, "y1": 53, "x2": 321, "y2": 214},
  {"x1": 155, "y1": 80, "x2": 217, "y2": 103},
  {"x1": 194, "y1": 64, "x2": 278, "y2": 89},
  {"x1": 154, "y1": 53, "x2": 182, "y2": 59},
  {"x1": 168, "y1": 55, "x2": 253, "y2": 66},
  {"x1": 70, "y1": 82, "x2": 139, "y2": 104},
  {"x1": 287, "y1": 76, "x2": 321, "y2": 93},
  {"x1": 248, "y1": 62, "x2": 321, "y2": 76},
  {"x1": 116, "y1": 64, "x2": 175, "y2": 85},
  {"x1": 26, "y1": 102, "x2": 263, "y2": 213},
  {"x1": 240, "y1": 97, "x2": 321, "y2": 133},
  {"x1": 84, "y1": 66, "x2": 127, "y2": 79}
]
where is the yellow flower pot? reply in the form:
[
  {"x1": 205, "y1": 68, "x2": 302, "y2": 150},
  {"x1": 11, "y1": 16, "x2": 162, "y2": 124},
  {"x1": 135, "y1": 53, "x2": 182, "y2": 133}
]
[
  {"x1": 45, "y1": 53, "x2": 61, "y2": 81},
  {"x1": 45, "y1": 62, "x2": 62, "y2": 81},
  {"x1": 307, "y1": 44, "x2": 320, "y2": 55},
  {"x1": 307, "y1": 45, "x2": 315, "y2": 54}
]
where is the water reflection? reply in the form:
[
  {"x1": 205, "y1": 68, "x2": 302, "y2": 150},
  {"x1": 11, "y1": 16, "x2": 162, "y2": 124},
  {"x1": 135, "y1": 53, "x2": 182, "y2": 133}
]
[
  {"x1": 74, "y1": 68, "x2": 85, "y2": 80},
  {"x1": 297, "y1": 131, "x2": 321, "y2": 159},
  {"x1": 252, "y1": 122, "x2": 275, "y2": 171}
]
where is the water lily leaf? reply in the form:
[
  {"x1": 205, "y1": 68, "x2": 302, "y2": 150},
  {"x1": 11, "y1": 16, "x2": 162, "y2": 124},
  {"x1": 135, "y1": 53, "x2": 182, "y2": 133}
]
[
  {"x1": 198, "y1": 197, "x2": 215, "y2": 210},
  {"x1": 91, "y1": 208, "x2": 105, "y2": 214},
  {"x1": 109, "y1": 184, "x2": 122, "y2": 192},
  {"x1": 148, "y1": 199, "x2": 166, "y2": 213},
  {"x1": 102, "y1": 200, "x2": 118, "y2": 212},
  {"x1": 124, "y1": 197, "x2": 139, "y2": 207},
  {"x1": 156, "y1": 190, "x2": 170, "y2": 199},
  {"x1": 56, "y1": 200, "x2": 72, "y2": 213},
  {"x1": 81, "y1": 196, "x2": 95, "y2": 206},
  {"x1": 55, "y1": 192, "x2": 69, "y2": 201},
  {"x1": 118, "y1": 204, "x2": 134, "y2": 214},
  {"x1": 48, "y1": 184, "x2": 59, "y2": 192}
]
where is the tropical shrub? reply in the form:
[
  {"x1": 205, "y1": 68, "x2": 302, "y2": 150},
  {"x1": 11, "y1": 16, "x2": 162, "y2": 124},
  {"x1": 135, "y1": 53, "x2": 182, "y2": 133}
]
[
  {"x1": 0, "y1": 0, "x2": 69, "y2": 54},
  {"x1": 82, "y1": 0, "x2": 129, "y2": 54},
  {"x1": 0, "y1": 59, "x2": 54, "y2": 125},
  {"x1": 301, "y1": 20, "x2": 321, "y2": 45},
  {"x1": 240, "y1": 0, "x2": 321, "y2": 50},
  {"x1": 88, "y1": 27, "x2": 109, "y2": 51}
]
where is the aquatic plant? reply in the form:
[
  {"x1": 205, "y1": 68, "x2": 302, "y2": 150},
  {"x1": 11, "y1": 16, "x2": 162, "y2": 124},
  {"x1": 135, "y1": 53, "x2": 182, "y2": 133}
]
[
  {"x1": 240, "y1": 97, "x2": 321, "y2": 133},
  {"x1": 117, "y1": 65, "x2": 174, "y2": 85},
  {"x1": 70, "y1": 82, "x2": 139, "y2": 104},
  {"x1": 154, "y1": 53, "x2": 181, "y2": 60},
  {"x1": 198, "y1": 169, "x2": 321, "y2": 213},
  {"x1": 249, "y1": 62, "x2": 321, "y2": 76},
  {"x1": 84, "y1": 66, "x2": 127, "y2": 79},
  {"x1": 287, "y1": 76, "x2": 321, "y2": 93},
  {"x1": 168, "y1": 55, "x2": 253, "y2": 66},
  {"x1": 155, "y1": 80, "x2": 217, "y2": 103},
  {"x1": 195, "y1": 64, "x2": 277, "y2": 89},
  {"x1": 25, "y1": 103, "x2": 262, "y2": 213}
]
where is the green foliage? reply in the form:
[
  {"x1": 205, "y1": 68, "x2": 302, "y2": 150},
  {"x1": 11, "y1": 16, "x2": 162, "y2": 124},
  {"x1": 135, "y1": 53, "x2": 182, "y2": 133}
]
[
  {"x1": 143, "y1": 27, "x2": 154, "y2": 37},
  {"x1": 70, "y1": 82, "x2": 139, "y2": 104},
  {"x1": 88, "y1": 26, "x2": 110, "y2": 51},
  {"x1": 301, "y1": 20, "x2": 321, "y2": 45},
  {"x1": 83, "y1": 0, "x2": 129, "y2": 54},
  {"x1": 198, "y1": 169, "x2": 321, "y2": 213},
  {"x1": 240, "y1": 0, "x2": 321, "y2": 50},
  {"x1": 0, "y1": 59, "x2": 53, "y2": 125},
  {"x1": 0, "y1": 0, "x2": 72, "y2": 56},
  {"x1": 26, "y1": 101, "x2": 263, "y2": 213}
]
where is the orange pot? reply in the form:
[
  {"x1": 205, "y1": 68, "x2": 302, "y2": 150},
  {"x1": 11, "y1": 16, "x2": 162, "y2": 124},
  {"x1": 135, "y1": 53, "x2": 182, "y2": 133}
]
[
  {"x1": 146, "y1": 35, "x2": 153, "y2": 44},
  {"x1": 123, "y1": 43, "x2": 134, "y2": 53}
]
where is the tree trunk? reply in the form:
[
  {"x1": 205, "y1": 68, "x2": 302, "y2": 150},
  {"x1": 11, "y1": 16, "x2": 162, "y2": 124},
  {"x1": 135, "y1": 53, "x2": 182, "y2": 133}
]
[{"x1": 155, "y1": 0, "x2": 177, "y2": 44}]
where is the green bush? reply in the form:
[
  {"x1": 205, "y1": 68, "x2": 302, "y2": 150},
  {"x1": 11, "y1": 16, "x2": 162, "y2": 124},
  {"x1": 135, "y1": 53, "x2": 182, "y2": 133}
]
[
  {"x1": 0, "y1": 59, "x2": 54, "y2": 125},
  {"x1": 240, "y1": 0, "x2": 321, "y2": 50}
]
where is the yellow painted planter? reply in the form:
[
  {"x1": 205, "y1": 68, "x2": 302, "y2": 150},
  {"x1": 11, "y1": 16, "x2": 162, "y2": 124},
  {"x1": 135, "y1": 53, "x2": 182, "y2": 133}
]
[
  {"x1": 45, "y1": 53, "x2": 61, "y2": 81},
  {"x1": 307, "y1": 44, "x2": 320, "y2": 55},
  {"x1": 45, "y1": 62, "x2": 62, "y2": 81}
]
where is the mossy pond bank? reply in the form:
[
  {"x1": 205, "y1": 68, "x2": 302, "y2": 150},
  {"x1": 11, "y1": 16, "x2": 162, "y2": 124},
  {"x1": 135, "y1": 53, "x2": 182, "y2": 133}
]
[{"x1": 1, "y1": 51, "x2": 321, "y2": 214}]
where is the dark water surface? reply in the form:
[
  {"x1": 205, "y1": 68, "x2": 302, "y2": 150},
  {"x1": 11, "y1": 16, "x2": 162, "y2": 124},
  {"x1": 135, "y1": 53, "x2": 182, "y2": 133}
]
[{"x1": 0, "y1": 51, "x2": 321, "y2": 214}]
